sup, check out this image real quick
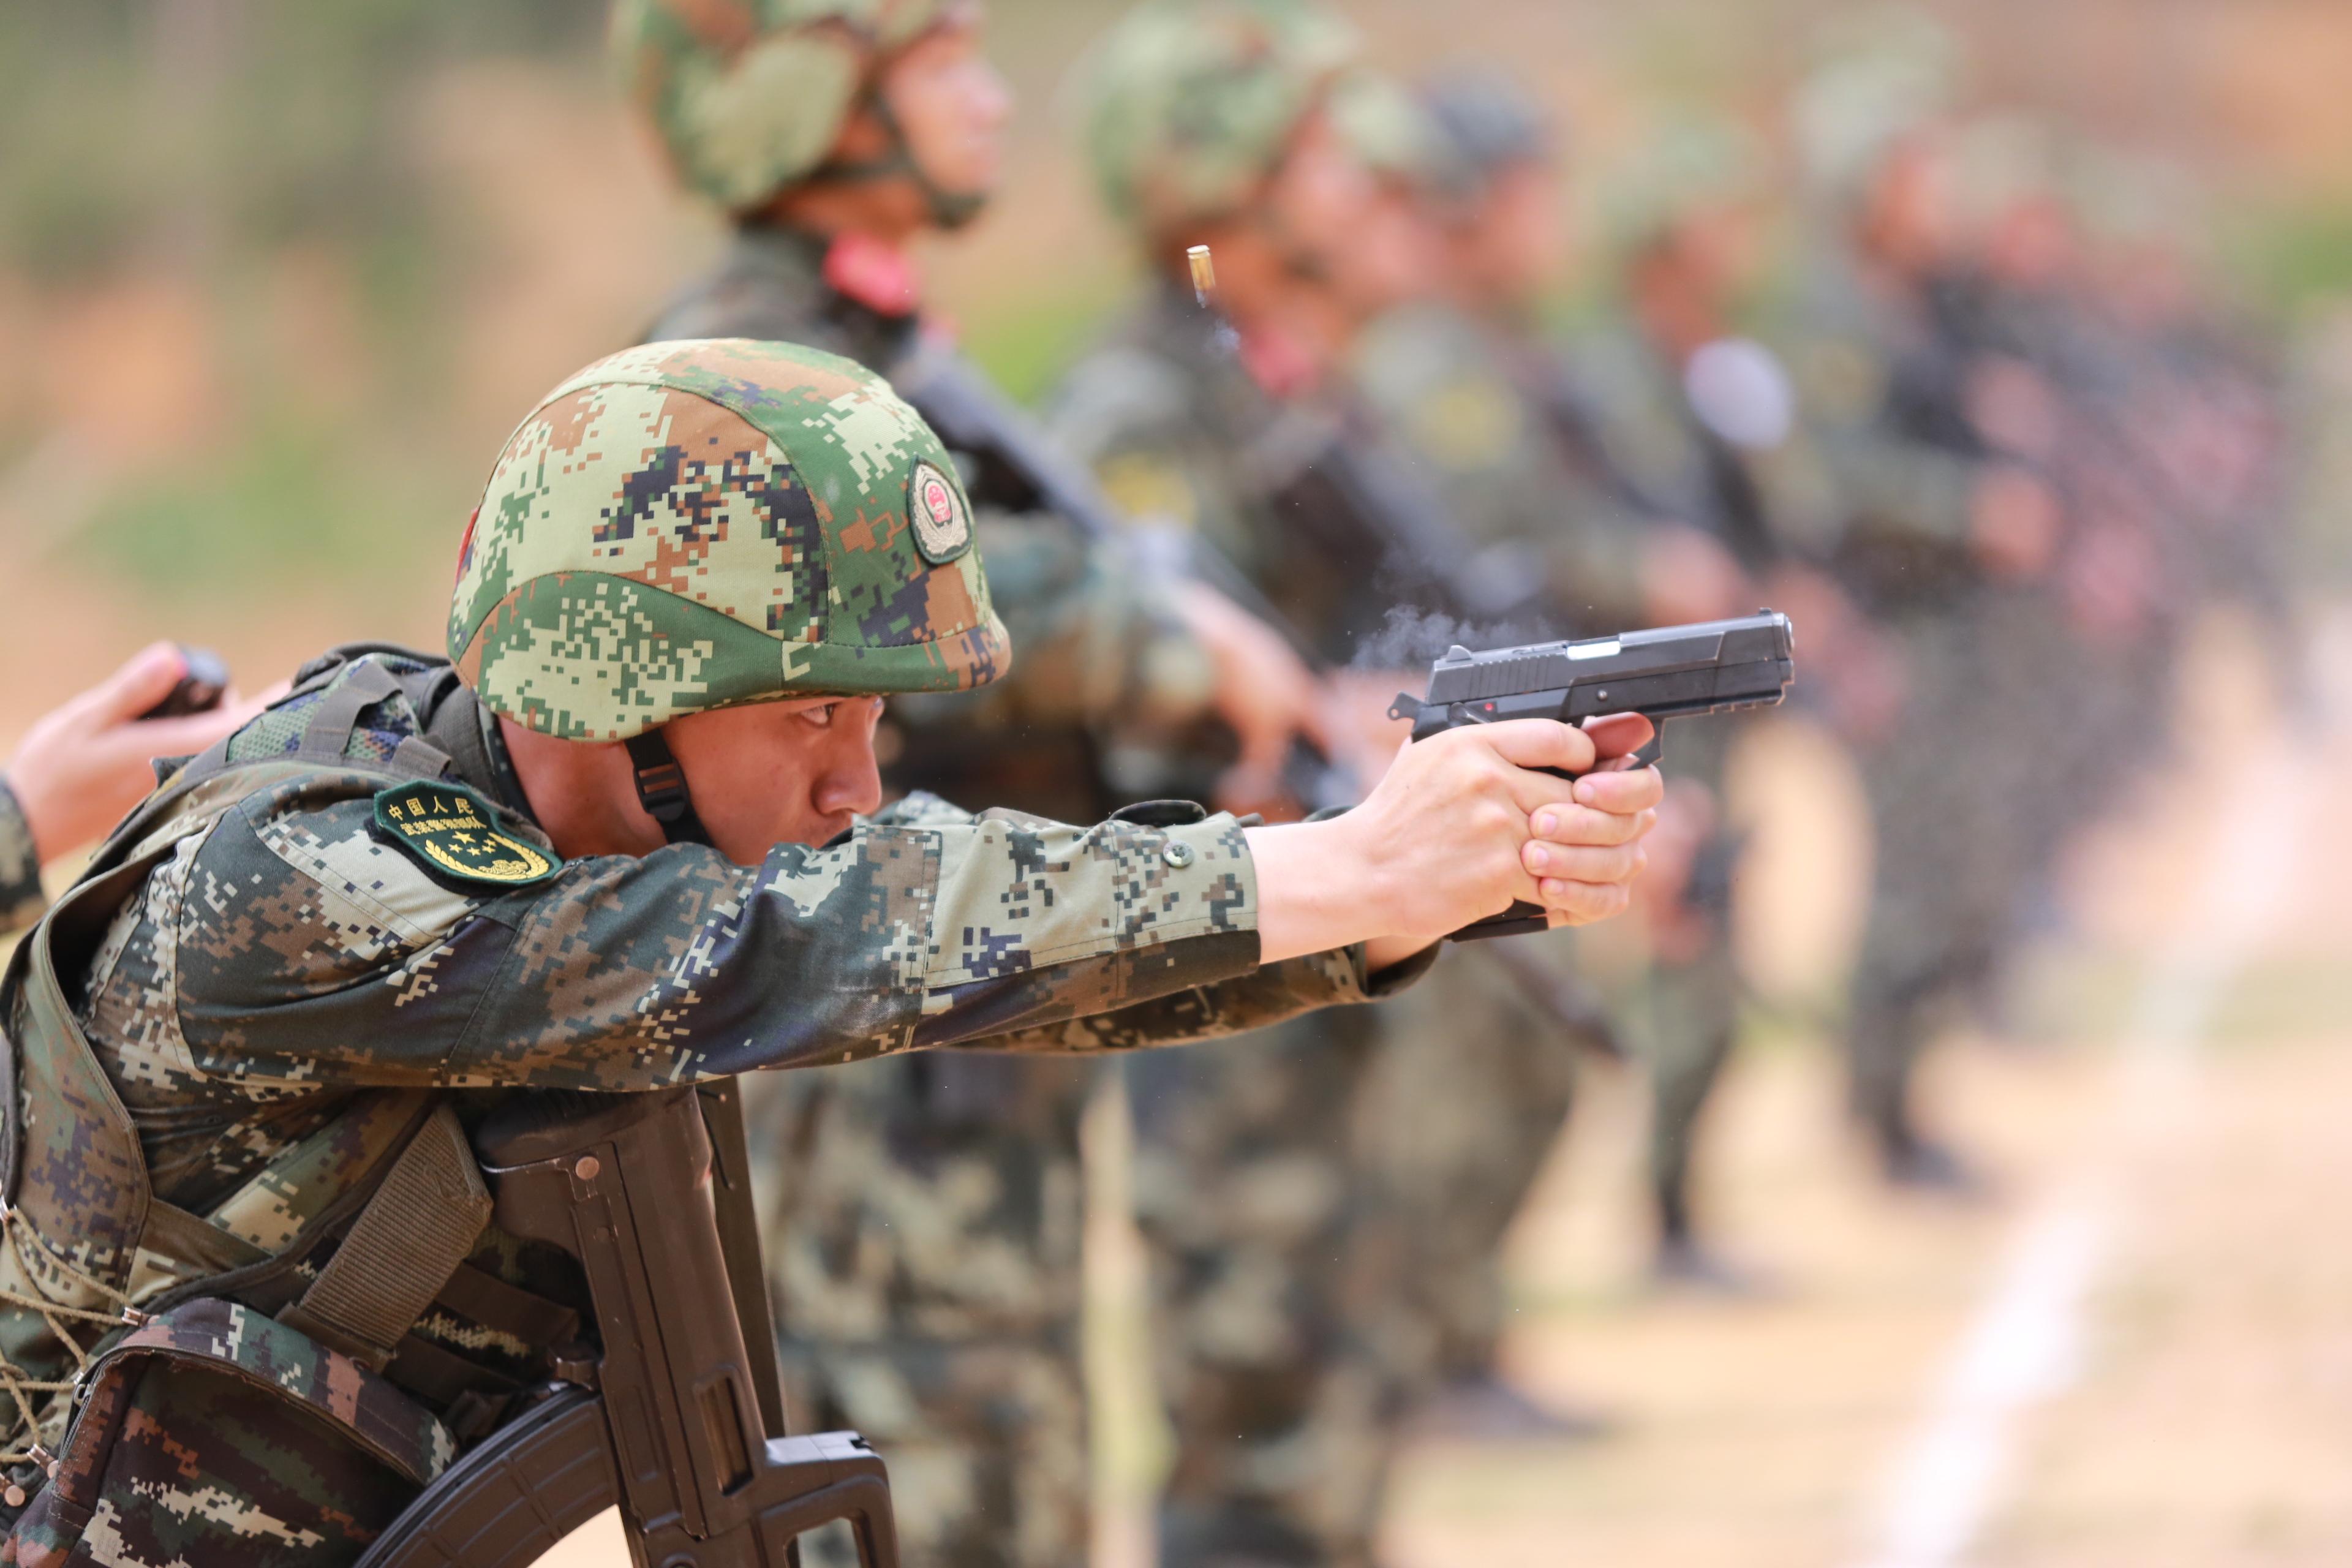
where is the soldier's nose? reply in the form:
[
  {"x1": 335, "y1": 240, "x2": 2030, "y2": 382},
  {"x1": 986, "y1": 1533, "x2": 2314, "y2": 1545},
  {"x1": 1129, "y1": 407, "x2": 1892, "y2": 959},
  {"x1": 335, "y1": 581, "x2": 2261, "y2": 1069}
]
[{"x1": 816, "y1": 734, "x2": 886, "y2": 820}]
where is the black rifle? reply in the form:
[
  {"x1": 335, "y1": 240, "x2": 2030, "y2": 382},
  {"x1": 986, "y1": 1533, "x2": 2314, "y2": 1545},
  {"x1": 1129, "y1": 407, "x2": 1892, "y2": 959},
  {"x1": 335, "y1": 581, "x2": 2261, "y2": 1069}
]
[
  {"x1": 355, "y1": 1085, "x2": 898, "y2": 1568},
  {"x1": 1389, "y1": 611, "x2": 1796, "y2": 941}
]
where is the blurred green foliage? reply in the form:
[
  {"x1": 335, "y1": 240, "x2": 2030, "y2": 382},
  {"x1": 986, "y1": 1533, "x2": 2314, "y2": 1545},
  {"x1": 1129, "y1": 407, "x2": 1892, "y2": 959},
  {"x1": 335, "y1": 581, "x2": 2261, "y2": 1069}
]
[
  {"x1": 959, "y1": 274, "x2": 1134, "y2": 405},
  {"x1": 0, "y1": 1, "x2": 595, "y2": 287},
  {"x1": 2226, "y1": 199, "x2": 2352, "y2": 319},
  {"x1": 70, "y1": 414, "x2": 432, "y2": 593},
  {"x1": 1, "y1": 0, "x2": 2349, "y2": 619},
  {"x1": 0, "y1": 1, "x2": 604, "y2": 613}
]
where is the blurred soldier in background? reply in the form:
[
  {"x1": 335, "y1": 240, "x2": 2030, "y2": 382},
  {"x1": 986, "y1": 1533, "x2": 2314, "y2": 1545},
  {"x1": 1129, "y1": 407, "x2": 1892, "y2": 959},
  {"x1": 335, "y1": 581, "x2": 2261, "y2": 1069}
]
[
  {"x1": 1, "y1": 643, "x2": 262, "y2": 937},
  {"x1": 611, "y1": 2, "x2": 1325, "y2": 1562},
  {"x1": 1354, "y1": 68, "x2": 1768, "y2": 1297},
  {"x1": 1932, "y1": 118, "x2": 2300, "y2": 842},
  {"x1": 2073, "y1": 152, "x2": 2303, "y2": 701},
  {"x1": 1054, "y1": 4, "x2": 1662, "y2": 1559},
  {"x1": 1588, "y1": 112, "x2": 1902, "y2": 742},
  {"x1": 1783, "y1": 11, "x2": 2071, "y2": 1189},
  {"x1": 1323, "y1": 71, "x2": 1630, "y2": 1421}
]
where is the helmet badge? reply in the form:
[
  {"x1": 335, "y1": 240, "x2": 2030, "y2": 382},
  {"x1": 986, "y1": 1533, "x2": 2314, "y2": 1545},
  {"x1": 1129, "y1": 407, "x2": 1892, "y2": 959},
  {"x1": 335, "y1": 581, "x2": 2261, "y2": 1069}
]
[{"x1": 908, "y1": 461, "x2": 973, "y2": 563}]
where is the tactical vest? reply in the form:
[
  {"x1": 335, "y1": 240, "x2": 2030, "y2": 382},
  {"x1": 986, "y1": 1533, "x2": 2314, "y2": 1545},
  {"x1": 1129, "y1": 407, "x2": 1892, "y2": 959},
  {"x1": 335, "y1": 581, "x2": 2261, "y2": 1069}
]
[{"x1": 0, "y1": 649, "x2": 581, "y2": 1525}]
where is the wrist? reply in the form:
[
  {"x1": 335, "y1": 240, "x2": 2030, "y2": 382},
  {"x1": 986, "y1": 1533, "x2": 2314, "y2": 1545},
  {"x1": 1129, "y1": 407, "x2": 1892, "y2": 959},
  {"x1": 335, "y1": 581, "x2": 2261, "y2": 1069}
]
[
  {"x1": 1363, "y1": 933, "x2": 1436, "y2": 973},
  {"x1": 1244, "y1": 815, "x2": 1398, "y2": 965}
]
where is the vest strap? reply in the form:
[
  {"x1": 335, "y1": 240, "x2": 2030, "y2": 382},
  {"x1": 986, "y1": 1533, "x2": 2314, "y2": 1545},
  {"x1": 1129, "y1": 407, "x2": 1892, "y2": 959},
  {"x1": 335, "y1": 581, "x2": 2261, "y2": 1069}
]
[
  {"x1": 390, "y1": 736, "x2": 454, "y2": 778},
  {"x1": 281, "y1": 1104, "x2": 491, "y2": 1372},
  {"x1": 300, "y1": 660, "x2": 402, "y2": 758}
]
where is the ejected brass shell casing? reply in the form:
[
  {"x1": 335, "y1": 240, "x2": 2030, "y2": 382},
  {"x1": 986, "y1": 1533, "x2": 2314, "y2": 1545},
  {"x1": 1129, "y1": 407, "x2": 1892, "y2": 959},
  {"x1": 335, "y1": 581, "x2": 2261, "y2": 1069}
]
[{"x1": 1187, "y1": 244, "x2": 1218, "y2": 307}]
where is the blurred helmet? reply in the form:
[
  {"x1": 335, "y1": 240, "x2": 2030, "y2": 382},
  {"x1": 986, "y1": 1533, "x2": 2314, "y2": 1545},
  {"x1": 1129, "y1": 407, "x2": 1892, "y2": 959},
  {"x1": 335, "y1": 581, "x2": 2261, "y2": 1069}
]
[
  {"x1": 1076, "y1": 0, "x2": 1361, "y2": 237},
  {"x1": 1792, "y1": 4, "x2": 1962, "y2": 202},
  {"x1": 611, "y1": 0, "x2": 955, "y2": 215},
  {"x1": 1417, "y1": 66, "x2": 1556, "y2": 204},
  {"x1": 450, "y1": 337, "x2": 1008, "y2": 744},
  {"x1": 1329, "y1": 71, "x2": 1444, "y2": 188},
  {"x1": 1601, "y1": 115, "x2": 1770, "y2": 252}
]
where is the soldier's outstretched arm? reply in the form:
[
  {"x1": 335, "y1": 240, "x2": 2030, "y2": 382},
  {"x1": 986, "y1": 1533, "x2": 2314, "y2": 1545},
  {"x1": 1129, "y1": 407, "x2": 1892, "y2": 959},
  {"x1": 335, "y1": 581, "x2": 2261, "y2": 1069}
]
[
  {"x1": 157, "y1": 721, "x2": 1652, "y2": 1090},
  {"x1": 927, "y1": 713, "x2": 1661, "y2": 1054}
]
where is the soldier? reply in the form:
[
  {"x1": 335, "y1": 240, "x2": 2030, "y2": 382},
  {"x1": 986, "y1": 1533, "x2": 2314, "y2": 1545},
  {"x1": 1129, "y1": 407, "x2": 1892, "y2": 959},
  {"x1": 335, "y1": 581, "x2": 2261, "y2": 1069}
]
[
  {"x1": 0, "y1": 338, "x2": 1662, "y2": 1567},
  {"x1": 1356, "y1": 69, "x2": 1774, "y2": 1298},
  {"x1": 1052, "y1": 5, "x2": 1656, "y2": 1558},
  {"x1": 1784, "y1": 17, "x2": 2071, "y2": 1188},
  {"x1": 1, "y1": 642, "x2": 263, "y2": 935},
  {"x1": 609, "y1": 4, "x2": 1329, "y2": 1560}
]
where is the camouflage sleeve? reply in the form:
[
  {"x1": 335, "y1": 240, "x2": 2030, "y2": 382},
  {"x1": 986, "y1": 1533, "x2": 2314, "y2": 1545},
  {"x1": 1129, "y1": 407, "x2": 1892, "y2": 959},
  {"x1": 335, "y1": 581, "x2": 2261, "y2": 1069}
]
[
  {"x1": 931, "y1": 940, "x2": 1441, "y2": 1054},
  {"x1": 0, "y1": 777, "x2": 43, "y2": 935},
  {"x1": 162, "y1": 785, "x2": 1308, "y2": 1094}
]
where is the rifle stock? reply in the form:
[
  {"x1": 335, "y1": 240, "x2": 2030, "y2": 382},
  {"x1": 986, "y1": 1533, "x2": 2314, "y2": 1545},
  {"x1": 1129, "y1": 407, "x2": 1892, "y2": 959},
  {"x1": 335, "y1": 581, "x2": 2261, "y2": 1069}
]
[{"x1": 355, "y1": 1087, "x2": 898, "y2": 1568}]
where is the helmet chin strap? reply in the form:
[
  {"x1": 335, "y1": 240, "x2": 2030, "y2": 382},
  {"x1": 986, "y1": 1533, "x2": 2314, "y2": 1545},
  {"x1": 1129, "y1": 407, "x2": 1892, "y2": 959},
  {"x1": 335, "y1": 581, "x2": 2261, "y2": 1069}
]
[
  {"x1": 624, "y1": 731, "x2": 716, "y2": 848},
  {"x1": 813, "y1": 88, "x2": 991, "y2": 232}
]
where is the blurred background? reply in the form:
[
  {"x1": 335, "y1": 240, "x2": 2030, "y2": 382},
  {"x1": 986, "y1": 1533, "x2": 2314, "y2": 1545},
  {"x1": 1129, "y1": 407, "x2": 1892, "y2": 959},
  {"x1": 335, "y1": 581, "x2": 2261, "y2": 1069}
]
[
  {"x1": 3, "y1": 1, "x2": 2351, "y2": 1564},
  {"x1": 4, "y1": 0, "x2": 2349, "y2": 696}
]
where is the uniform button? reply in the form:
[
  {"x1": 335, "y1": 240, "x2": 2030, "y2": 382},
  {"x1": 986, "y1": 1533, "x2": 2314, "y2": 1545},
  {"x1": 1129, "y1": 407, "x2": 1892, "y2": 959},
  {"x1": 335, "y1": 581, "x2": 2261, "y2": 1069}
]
[{"x1": 1161, "y1": 840, "x2": 1197, "y2": 869}]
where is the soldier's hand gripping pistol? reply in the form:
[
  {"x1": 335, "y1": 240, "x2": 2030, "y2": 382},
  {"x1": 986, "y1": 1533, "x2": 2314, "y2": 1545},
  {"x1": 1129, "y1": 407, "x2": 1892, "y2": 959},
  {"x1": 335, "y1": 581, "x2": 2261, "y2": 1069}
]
[{"x1": 1387, "y1": 611, "x2": 1797, "y2": 942}]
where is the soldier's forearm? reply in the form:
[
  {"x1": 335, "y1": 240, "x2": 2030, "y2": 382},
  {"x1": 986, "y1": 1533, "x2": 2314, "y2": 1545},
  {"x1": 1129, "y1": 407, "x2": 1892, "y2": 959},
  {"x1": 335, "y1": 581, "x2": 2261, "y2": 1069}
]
[{"x1": 929, "y1": 940, "x2": 1442, "y2": 1055}]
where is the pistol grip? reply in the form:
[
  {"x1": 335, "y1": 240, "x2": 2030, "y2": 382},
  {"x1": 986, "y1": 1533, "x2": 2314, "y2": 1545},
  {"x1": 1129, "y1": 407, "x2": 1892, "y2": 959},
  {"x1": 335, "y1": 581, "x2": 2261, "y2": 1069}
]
[{"x1": 1449, "y1": 900, "x2": 1553, "y2": 942}]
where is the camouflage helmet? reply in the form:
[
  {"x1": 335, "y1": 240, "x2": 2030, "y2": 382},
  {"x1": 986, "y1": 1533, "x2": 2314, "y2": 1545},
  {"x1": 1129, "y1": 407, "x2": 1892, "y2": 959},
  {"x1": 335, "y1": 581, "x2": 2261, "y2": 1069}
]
[
  {"x1": 449, "y1": 338, "x2": 1009, "y2": 743},
  {"x1": 1328, "y1": 72, "x2": 1441, "y2": 188},
  {"x1": 1417, "y1": 66, "x2": 1556, "y2": 203},
  {"x1": 1601, "y1": 115, "x2": 1771, "y2": 252},
  {"x1": 1076, "y1": 0, "x2": 1360, "y2": 238},
  {"x1": 1793, "y1": 4, "x2": 1962, "y2": 202},
  {"x1": 611, "y1": 0, "x2": 951, "y2": 213}
]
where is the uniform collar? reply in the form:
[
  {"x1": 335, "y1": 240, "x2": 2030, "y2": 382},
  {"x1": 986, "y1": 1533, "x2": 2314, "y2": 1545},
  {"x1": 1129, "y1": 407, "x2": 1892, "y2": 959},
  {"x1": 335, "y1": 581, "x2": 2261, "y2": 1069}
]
[
  {"x1": 731, "y1": 222, "x2": 925, "y2": 368},
  {"x1": 413, "y1": 674, "x2": 536, "y2": 826}
]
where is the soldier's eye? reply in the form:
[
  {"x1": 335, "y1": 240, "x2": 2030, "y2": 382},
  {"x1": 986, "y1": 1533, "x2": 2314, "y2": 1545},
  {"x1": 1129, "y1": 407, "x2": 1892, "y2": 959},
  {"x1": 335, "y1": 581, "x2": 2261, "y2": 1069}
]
[{"x1": 802, "y1": 702, "x2": 841, "y2": 729}]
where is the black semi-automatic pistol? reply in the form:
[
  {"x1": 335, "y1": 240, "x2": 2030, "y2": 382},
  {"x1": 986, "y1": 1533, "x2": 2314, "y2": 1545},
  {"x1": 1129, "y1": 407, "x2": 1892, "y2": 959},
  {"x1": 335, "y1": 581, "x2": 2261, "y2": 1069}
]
[{"x1": 1387, "y1": 610, "x2": 1796, "y2": 942}]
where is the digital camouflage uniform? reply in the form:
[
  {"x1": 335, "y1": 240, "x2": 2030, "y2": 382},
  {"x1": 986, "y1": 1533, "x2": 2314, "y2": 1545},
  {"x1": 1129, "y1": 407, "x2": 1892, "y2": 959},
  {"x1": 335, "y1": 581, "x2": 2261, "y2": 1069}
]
[
  {"x1": 0, "y1": 783, "x2": 39, "y2": 937},
  {"x1": 1919, "y1": 252, "x2": 2197, "y2": 855},
  {"x1": 1776, "y1": 241, "x2": 2059, "y2": 1165},
  {"x1": 614, "y1": 4, "x2": 1233, "y2": 1560},
  {"x1": 1779, "y1": 21, "x2": 2059, "y2": 1170},
  {"x1": 0, "y1": 341, "x2": 1429, "y2": 1567},
  {"x1": 1053, "y1": 10, "x2": 1602, "y2": 1558}
]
